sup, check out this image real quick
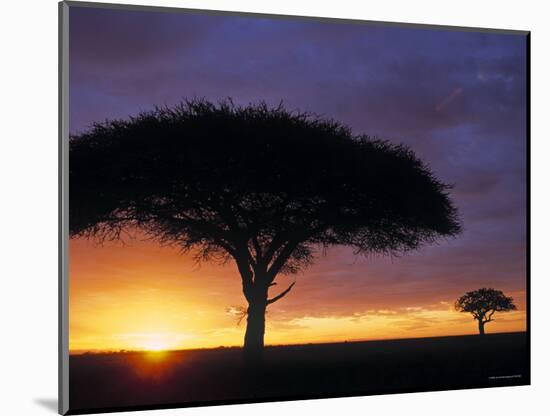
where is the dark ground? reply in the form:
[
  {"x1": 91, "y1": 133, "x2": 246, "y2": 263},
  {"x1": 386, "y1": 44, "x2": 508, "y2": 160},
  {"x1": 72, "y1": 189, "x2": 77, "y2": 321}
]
[{"x1": 68, "y1": 332, "x2": 529, "y2": 414}]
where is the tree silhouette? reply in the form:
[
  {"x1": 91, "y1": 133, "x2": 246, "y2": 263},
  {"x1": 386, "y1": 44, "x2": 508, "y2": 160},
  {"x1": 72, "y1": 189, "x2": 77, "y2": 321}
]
[
  {"x1": 455, "y1": 288, "x2": 517, "y2": 335},
  {"x1": 70, "y1": 99, "x2": 461, "y2": 361}
]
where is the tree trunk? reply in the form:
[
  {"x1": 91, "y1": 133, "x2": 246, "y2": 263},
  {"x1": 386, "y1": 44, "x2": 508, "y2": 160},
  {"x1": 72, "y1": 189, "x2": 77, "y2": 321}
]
[
  {"x1": 478, "y1": 319, "x2": 485, "y2": 335},
  {"x1": 243, "y1": 295, "x2": 267, "y2": 364}
]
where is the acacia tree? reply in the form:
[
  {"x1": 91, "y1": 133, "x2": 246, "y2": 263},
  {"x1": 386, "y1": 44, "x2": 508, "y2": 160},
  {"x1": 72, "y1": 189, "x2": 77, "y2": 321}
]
[
  {"x1": 455, "y1": 288, "x2": 517, "y2": 335},
  {"x1": 70, "y1": 99, "x2": 461, "y2": 361}
]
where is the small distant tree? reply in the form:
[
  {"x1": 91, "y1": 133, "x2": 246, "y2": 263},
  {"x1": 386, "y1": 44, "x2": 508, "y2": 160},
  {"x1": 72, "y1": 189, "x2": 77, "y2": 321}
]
[
  {"x1": 70, "y1": 99, "x2": 462, "y2": 362},
  {"x1": 455, "y1": 288, "x2": 517, "y2": 335}
]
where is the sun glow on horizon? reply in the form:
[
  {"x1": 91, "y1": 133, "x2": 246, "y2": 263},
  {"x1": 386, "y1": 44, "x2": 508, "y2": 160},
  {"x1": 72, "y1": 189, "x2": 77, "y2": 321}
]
[
  {"x1": 124, "y1": 332, "x2": 191, "y2": 352},
  {"x1": 142, "y1": 338, "x2": 171, "y2": 352},
  {"x1": 69, "y1": 238, "x2": 527, "y2": 353}
]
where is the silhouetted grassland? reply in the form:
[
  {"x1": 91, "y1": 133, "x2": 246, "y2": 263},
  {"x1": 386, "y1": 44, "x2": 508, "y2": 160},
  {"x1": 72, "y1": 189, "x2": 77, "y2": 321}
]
[{"x1": 69, "y1": 332, "x2": 528, "y2": 414}]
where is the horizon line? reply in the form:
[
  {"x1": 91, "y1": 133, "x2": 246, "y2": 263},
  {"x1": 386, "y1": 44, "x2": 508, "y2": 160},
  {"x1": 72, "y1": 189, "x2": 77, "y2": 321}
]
[{"x1": 69, "y1": 330, "x2": 527, "y2": 355}]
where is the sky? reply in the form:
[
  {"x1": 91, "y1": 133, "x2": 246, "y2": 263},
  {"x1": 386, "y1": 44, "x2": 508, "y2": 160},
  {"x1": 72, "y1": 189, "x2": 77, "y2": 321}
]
[{"x1": 68, "y1": 5, "x2": 528, "y2": 352}]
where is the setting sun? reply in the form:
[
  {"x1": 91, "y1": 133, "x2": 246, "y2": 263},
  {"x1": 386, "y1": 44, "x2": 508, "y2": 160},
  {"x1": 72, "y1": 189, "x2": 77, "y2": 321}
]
[
  {"x1": 134, "y1": 333, "x2": 186, "y2": 352},
  {"x1": 143, "y1": 341, "x2": 168, "y2": 352}
]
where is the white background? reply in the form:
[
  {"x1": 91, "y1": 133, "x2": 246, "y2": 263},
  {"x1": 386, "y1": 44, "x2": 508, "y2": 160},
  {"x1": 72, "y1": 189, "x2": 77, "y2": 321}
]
[{"x1": 1, "y1": 0, "x2": 548, "y2": 415}]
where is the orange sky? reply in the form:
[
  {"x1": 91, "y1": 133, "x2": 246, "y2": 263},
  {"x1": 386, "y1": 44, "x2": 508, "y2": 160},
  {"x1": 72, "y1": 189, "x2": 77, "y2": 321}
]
[
  {"x1": 69, "y1": 236, "x2": 526, "y2": 353},
  {"x1": 68, "y1": 9, "x2": 527, "y2": 354}
]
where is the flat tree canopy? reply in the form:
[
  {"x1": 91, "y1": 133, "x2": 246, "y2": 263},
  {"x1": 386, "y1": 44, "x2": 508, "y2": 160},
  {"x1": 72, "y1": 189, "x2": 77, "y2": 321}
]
[
  {"x1": 70, "y1": 99, "x2": 462, "y2": 355},
  {"x1": 70, "y1": 100, "x2": 460, "y2": 256}
]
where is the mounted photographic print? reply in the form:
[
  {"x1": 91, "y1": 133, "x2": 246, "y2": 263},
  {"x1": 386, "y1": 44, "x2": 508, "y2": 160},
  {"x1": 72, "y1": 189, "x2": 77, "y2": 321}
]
[{"x1": 58, "y1": 1, "x2": 530, "y2": 414}]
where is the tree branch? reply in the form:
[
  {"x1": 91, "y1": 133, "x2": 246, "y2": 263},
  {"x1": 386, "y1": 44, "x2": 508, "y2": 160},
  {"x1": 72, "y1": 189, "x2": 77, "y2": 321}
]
[
  {"x1": 267, "y1": 281, "x2": 296, "y2": 305},
  {"x1": 266, "y1": 240, "x2": 299, "y2": 280},
  {"x1": 251, "y1": 235, "x2": 263, "y2": 265},
  {"x1": 484, "y1": 309, "x2": 496, "y2": 323},
  {"x1": 263, "y1": 233, "x2": 287, "y2": 267}
]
